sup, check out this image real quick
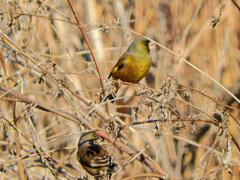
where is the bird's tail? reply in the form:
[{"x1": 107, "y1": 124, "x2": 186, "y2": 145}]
[{"x1": 107, "y1": 86, "x2": 119, "y2": 103}]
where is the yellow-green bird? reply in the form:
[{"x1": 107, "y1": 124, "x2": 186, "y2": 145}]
[{"x1": 108, "y1": 37, "x2": 153, "y2": 102}]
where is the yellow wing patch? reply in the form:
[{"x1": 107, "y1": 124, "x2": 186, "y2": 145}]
[{"x1": 111, "y1": 67, "x2": 119, "y2": 74}]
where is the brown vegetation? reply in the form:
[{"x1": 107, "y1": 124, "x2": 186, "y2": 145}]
[{"x1": 0, "y1": 0, "x2": 240, "y2": 179}]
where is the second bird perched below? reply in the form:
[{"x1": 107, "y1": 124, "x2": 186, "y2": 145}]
[
  {"x1": 77, "y1": 132, "x2": 117, "y2": 179},
  {"x1": 108, "y1": 37, "x2": 153, "y2": 102}
]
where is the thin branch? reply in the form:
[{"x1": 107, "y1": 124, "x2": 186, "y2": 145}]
[
  {"x1": 231, "y1": 0, "x2": 240, "y2": 12},
  {"x1": 66, "y1": 0, "x2": 110, "y2": 115},
  {"x1": 0, "y1": 83, "x2": 170, "y2": 177}
]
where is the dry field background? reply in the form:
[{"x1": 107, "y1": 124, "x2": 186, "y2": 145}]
[{"x1": 0, "y1": 0, "x2": 240, "y2": 179}]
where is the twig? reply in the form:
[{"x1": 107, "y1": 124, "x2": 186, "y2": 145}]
[
  {"x1": 0, "y1": 83, "x2": 170, "y2": 177},
  {"x1": 204, "y1": 128, "x2": 222, "y2": 177},
  {"x1": 231, "y1": 0, "x2": 240, "y2": 12},
  {"x1": 122, "y1": 173, "x2": 168, "y2": 180},
  {"x1": 66, "y1": 0, "x2": 110, "y2": 115},
  {"x1": 13, "y1": 102, "x2": 27, "y2": 180}
]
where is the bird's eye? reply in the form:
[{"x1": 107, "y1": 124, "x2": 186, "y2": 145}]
[{"x1": 145, "y1": 40, "x2": 150, "y2": 46}]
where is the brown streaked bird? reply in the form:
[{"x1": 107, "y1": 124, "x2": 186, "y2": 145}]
[
  {"x1": 108, "y1": 37, "x2": 153, "y2": 102},
  {"x1": 77, "y1": 132, "x2": 117, "y2": 179}
]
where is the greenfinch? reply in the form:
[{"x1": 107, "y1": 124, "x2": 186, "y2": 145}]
[
  {"x1": 108, "y1": 37, "x2": 152, "y2": 102},
  {"x1": 77, "y1": 132, "x2": 117, "y2": 179}
]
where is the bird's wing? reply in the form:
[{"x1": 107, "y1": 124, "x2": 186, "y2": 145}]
[{"x1": 108, "y1": 52, "x2": 129, "y2": 79}]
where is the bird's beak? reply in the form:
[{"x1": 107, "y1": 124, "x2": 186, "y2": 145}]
[{"x1": 149, "y1": 41, "x2": 156, "y2": 50}]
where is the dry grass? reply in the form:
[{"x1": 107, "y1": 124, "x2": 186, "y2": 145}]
[{"x1": 0, "y1": 0, "x2": 240, "y2": 179}]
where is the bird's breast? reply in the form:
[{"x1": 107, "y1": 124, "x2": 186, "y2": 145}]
[{"x1": 112, "y1": 56, "x2": 151, "y2": 83}]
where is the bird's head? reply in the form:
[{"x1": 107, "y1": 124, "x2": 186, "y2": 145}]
[
  {"x1": 127, "y1": 37, "x2": 151, "y2": 56},
  {"x1": 78, "y1": 131, "x2": 99, "y2": 147}
]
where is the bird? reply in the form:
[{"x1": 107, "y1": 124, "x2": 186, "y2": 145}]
[
  {"x1": 77, "y1": 132, "x2": 117, "y2": 179},
  {"x1": 107, "y1": 37, "x2": 153, "y2": 102}
]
